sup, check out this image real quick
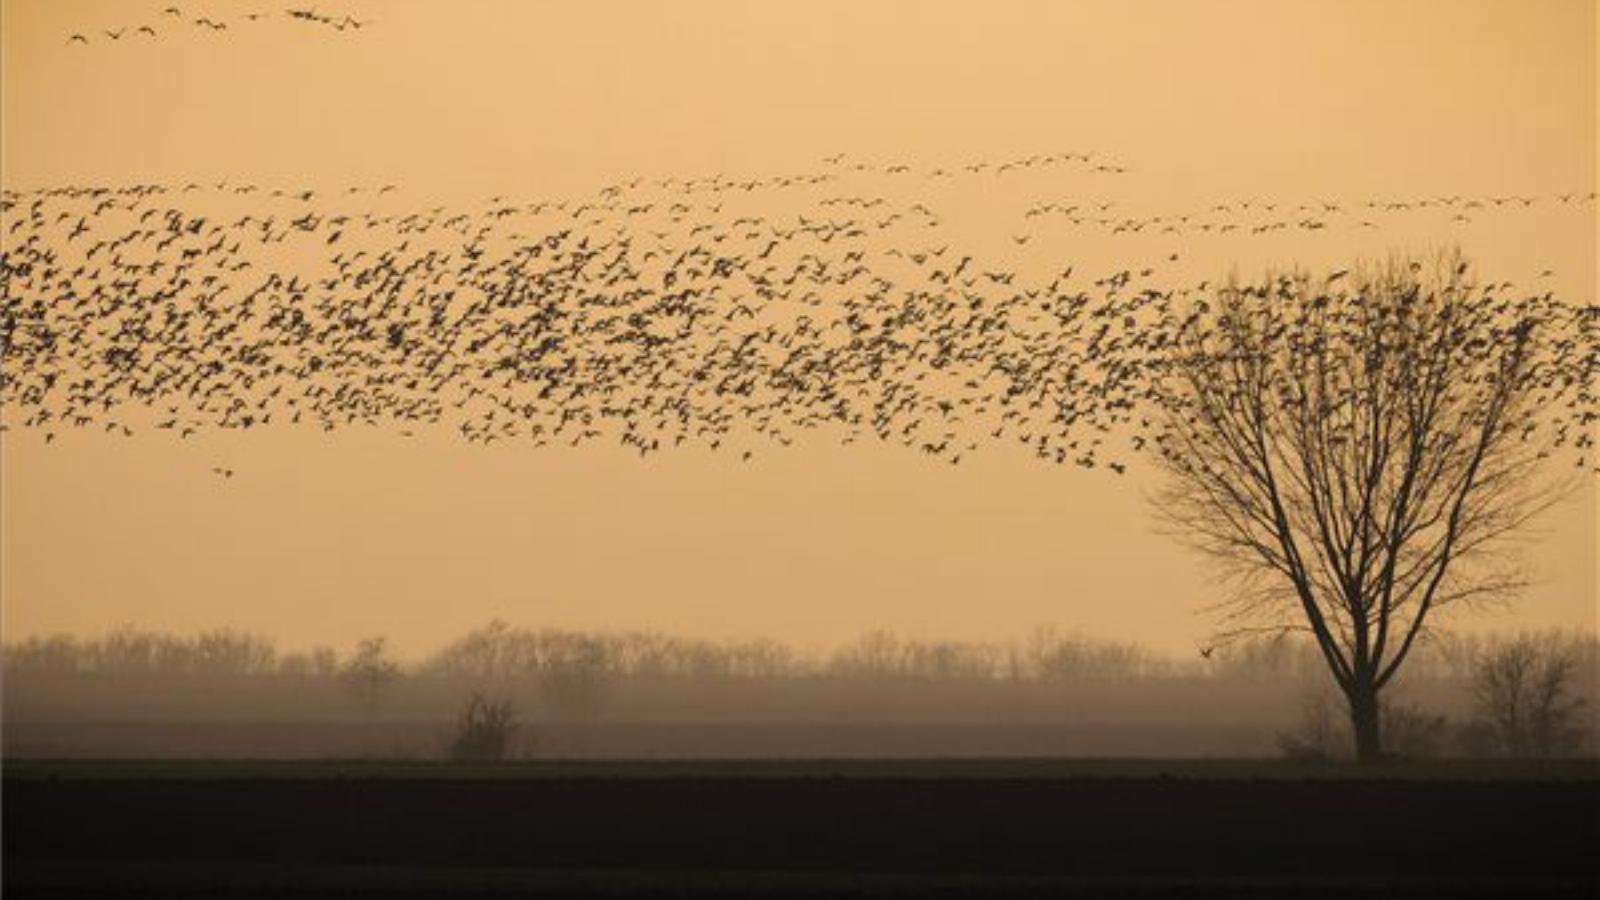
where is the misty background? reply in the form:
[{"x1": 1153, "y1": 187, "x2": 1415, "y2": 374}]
[{"x1": 6, "y1": 623, "x2": 1595, "y2": 760}]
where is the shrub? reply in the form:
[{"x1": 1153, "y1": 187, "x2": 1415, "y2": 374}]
[
  {"x1": 1275, "y1": 689, "x2": 1345, "y2": 761},
  {"x1": 447, "y1": 692, "x2": 518, "y2": 762}
]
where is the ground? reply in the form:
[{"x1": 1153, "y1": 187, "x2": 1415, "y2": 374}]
[{"x1": 4, "y1": 759, "x2": 1597, "y2": 898}]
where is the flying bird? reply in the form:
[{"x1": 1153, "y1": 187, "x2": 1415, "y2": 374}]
[{"x1": 1, "y1": 157, "x2": 1592, "y2": 487}]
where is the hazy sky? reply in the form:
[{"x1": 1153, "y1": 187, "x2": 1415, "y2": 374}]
[{"x1": 1, "y1": 0, "x2": 1594, "y2": 659}]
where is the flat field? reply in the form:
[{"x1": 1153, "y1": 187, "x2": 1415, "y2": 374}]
[{"x1": 5, "y1": 759, "x2": 1597, "y2": 898}]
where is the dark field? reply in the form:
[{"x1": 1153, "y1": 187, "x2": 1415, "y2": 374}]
[
  {"x1": 5, "y1": 760, "x2": 1598, "y2": 899},
  {"x1": 2, "y1": 720, "x2": 1281, "y2": 760}
]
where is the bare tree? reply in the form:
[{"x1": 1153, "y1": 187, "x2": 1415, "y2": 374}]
[
  {"x1": 1145, "y1": 251, "x2": 1590, "y2": 763},
  {"x1": 341, "y1": 636, "x2": 401, "y2": 713},
  {"x1": 1471, "y1": 632, "x2": 1589, "y2": 758}
]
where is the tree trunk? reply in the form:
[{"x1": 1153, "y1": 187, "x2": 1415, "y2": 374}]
[{"x1": 1348, "y1": 684, "x2": 1384, "y2": 764}]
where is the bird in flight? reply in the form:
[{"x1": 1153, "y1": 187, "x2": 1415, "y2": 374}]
[{"x1": 3, "y1": 155, "x2": 1593, "y2": 486}]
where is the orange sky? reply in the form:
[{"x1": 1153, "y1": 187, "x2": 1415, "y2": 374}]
[{"x1": 1, "y1": 0, "x2": 1595, "y2": 659}]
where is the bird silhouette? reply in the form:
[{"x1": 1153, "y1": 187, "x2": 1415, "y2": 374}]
[
  {"x1": 1, "y1": 160, "x2": 1593, "y2": 484},
  {"x1": 64, "y1": 5, "x2": 368, "y2": 45}
]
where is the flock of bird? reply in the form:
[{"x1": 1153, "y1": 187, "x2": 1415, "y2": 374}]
[
  {"x1": 2, "y1": 153, "x2": 1595, "y2": 477},
  {"x1": 1018, "y1": 190, "x2": 1600, "y2": 238},
  {"x1": 66, "y1": 6, "x2": 367, "y2": 46}
]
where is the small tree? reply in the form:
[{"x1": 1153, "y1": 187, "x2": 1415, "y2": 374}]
[
  {"x1": 341, "y1": 636, "x2": 400, "y2": 712},
  {"x1": 1145, "y1": 251, "x2": 1589, "y2": 763},
  {"x1": 1470, "y1": 632, "x2": 1587, "y2": 758}
]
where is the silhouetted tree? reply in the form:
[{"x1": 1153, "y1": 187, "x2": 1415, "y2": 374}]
[
  {"x1": 1470, "y1": 632, "x2": 1588, "y2": 758},
  {"x1": 1147, "y1": 251, "x2": 1587, "y2": 763},
  {"x1": 341, "y1": 636, "x2": 400, "y2": 712}
]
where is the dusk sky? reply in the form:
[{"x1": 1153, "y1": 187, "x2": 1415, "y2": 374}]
[{"x1": 2, "y1": 0, "x2": 1594, "y2": 659}]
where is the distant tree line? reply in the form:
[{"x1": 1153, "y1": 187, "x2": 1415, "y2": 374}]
[
  {"x1": 5, "y1": 622, "x2": 1593, "y2": 760},
  {"x1": 5, "y1": 627, "x2": 292, "y2": 676},
  {"x1": 0, "y1": 621, "x2": 1293, "y2": 682},
  {"x1": 5, "y1": 620, "x2": 1591, "y2": 687}
]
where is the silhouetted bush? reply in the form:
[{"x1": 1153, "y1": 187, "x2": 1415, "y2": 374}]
[{"x1": 446, "y1": 692, "x2": 518, "y2": 762}]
